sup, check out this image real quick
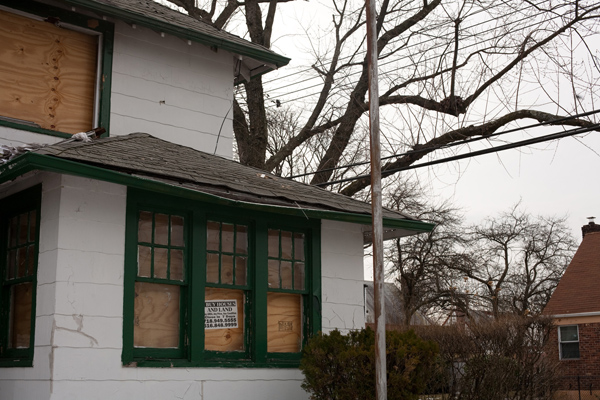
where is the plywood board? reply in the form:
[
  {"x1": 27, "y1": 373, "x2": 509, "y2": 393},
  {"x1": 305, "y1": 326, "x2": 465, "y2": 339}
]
[
  {"x1": 267, "y1": 292, "x2": 302, "y2": 353},
  {"x1": 134, "y1": 282, "x2": 180, "y2": 348},
  {"x1": 9, "y1": 282, "x2": 32, "y2": 349},
  {"x1": 205, "y1": 288, "x2": 244, "y2": 352},
  {"x1": 0, "y1": 9, "x2": 97, "y2": 133}
]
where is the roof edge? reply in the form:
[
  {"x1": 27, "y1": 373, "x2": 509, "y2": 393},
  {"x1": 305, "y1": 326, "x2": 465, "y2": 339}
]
[
  {"x1": 63, "y1": 0, "x2": 291, "y2": 70},
  {"x1": 0, "y1": 153, "x2": 433, "y2": 234},
  {"x1": 548, "y1": 311, "x2": 600, "y2": 319}
]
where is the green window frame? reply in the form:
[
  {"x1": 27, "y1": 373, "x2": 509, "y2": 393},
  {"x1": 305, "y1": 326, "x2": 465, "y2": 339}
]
[
  {"x1": 123, "y1": 189, "x2": 321, "y2": 368},
  {"x1": 0, "y1": 185, "x2": 41, "y2": 367},
  {"x1": 0, "y1": 0, "x2": 113, "y2": 139}
]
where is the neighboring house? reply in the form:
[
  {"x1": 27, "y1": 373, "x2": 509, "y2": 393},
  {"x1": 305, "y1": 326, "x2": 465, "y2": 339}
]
[
  {"x1": 0, "y1": 1, "x2": 433, "y2": 399},
  {"x1": 363, "y1": 281, "x2": 431, "y2": 327},
  {"x1": 543, "y1": 219, "x2": 600, "y2": 394}
]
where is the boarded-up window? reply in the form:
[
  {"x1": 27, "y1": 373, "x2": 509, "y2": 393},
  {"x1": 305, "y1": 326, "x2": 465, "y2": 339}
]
[
  {"x1": 205, "y1": 288, "x2": 245, "y2": 352},
  {"x1": 1, "y1": 186, "x2": 41, "y2": 364},
  {"x1": 267, "y1": 292, "x2": 302, "y2": 353},
  {"x1": 0, "y1": 9, "x2": 98, "y2": 133}
]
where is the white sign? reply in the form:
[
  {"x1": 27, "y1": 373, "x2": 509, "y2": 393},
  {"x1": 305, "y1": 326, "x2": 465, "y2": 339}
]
[{"x1": 205, "y1": 300, "x2": 238, "y2": 329}]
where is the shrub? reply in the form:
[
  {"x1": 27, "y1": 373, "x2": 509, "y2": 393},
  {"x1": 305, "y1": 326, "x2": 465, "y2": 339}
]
[{"x1": 300, "y1": 328, "x2": 438, "y2": 400}]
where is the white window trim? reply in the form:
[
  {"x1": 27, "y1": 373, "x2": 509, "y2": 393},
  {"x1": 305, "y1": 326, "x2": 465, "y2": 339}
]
[{"x1": 558, "y1": 325, "x2": 580, "y2": 360}]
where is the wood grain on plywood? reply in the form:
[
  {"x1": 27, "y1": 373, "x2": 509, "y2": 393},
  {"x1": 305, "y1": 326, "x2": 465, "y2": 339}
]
[{"x1": 267, "y1": 292, "x2": 302, "y2": 353}]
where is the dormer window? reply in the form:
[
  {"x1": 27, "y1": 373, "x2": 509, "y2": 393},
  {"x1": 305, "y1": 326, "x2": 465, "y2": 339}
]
[{"x1": 0, "y1": 3, "x2": 113, "y2": 138}]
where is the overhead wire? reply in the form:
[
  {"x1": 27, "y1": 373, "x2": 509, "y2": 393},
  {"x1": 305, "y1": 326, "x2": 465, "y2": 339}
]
[
  {"x1": 313, "y1": 122, "x2": 600, "y2": 187},
  {"x1": 288, "y1": 109, "x2": 600, "y2": 179}
]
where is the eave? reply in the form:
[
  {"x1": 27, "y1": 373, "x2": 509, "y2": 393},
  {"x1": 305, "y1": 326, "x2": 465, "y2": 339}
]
[{"x1": 0, "y1": 153, "x2": 434, "y2": 240}]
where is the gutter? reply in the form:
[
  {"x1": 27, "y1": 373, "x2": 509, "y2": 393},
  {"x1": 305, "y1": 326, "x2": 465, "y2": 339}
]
[
  {"x1": 550, "y1": 311, "x2": 600, "y2": 319},
  {"x1": 0, "y1": 153, "x2": 434, "y2": 234},
  {"x1": 62, "y1": 0, "x2": 291, "y2": 69}
]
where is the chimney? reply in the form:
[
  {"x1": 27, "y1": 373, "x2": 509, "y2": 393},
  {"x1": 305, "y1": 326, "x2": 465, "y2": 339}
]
[{"x1": 582, "y1": 216, "x2": 600, "y2": 238}]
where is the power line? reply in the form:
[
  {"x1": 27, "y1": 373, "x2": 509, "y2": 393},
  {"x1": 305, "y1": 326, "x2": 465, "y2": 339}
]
[
  {"x1": 313, "y1": 123, "x2": 600, "y2": 187},
  {"x1": 288, "y1": 109, "x2": 600, "y2": 179}
]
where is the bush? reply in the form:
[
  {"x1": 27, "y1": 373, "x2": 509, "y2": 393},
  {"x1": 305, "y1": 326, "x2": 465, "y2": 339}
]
[{"x1": 300, "y1": 328, "x2": 438, "y2": 400}]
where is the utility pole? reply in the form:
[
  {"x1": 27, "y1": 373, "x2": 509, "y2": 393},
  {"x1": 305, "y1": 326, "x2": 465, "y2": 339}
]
[{"x1": 366, "y1": 0, "x2": 386, "y2": 399}]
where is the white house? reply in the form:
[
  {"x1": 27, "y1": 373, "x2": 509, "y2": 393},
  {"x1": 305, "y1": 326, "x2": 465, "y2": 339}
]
[{"x1": 0, "y1": 1, "x2": 433, "y2": 399}]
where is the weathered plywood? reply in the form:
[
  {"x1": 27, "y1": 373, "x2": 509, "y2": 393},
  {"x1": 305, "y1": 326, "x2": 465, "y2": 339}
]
[
  {"x1": 0, "y1": 9, "x2": 97, "y2": 133},
  {"x1": 134, "y1": 282, "x2": 180, "y2": 348},
  {"x1": 205, "y1": 288, "x2": 245, "y2": 352},
  {"x1": 9, "y1": 282, "x2": 32, "y2": 349},
  {"x1": 267, "y1": 292, "x2": 302, "y2": 353}
]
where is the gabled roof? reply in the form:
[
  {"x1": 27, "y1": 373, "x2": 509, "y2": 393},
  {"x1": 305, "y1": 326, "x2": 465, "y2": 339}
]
[
  {"x1": 0, "y1": 133, "x2": 434, "y2": 241},
  {"x1": 55, "y1": 0, "x2": 290, "y2": 80},
  {"x1": 544, "y1": 231, "x2": 600, "y2": 316}
]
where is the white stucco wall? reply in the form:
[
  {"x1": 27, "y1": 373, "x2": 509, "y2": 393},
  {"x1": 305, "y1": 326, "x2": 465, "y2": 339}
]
[
  {"x1": 0, "y1": 175, "x2": 367, "y2": 400},
  {"x1": 110, "y1": 22, "x2": 234, "y2": 158},
  {"x1": 0, "y1": 6, "x2": 235, "y2": 159}
]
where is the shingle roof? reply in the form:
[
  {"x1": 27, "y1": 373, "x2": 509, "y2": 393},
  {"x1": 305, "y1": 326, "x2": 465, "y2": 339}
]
[
  {"x1": 31, "y1": 133, "x2": 428, "y2": 237},
  {"x1": 543, "y1": 231, "x2": 600, "y2": 316},
  {"x1": 61, "y1": 0, "x2": 289, "y2": 76}
]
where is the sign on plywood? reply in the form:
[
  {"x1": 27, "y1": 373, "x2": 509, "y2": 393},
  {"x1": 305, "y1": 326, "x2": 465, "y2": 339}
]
[{"x1": 205, "y1": 300, "x2": 238, "y2": 329}]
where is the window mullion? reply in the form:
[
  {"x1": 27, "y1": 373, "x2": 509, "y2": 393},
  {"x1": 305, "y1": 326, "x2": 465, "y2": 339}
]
[
  {"x1": 254, "y1": 221, "x2": 268, "y2": 363},
  {"x1": 189, "y1": 212, "x2": 205, "y2": 362}
]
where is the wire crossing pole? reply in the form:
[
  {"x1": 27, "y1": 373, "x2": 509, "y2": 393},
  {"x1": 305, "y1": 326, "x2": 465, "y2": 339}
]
[{"x1": 366, "y1": 0, "x2": 386, "y2": 399}]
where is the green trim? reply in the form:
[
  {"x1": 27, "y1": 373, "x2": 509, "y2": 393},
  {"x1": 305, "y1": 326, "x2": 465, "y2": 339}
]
[
  {"x1": 0, "y1": 153, "x2": 434, "y2": 233},
  {"x1": 62, "y1": 0, "x2": 290, "y2": 70},
  {"x1": 0, "y1": 185, "x2": 41, "y2": 367},
  {"x1": 0, "y1": 0, "x2": 114, "y2": 137},
  {"x1": 123, "y1": 188, "x2": 320, "y2": 367}
]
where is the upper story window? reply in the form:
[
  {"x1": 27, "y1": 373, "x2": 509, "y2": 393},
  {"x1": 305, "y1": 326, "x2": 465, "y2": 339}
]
[
  {"x1": 559, "y1": 325, "x2": 580, "y2": 360},
  {"x1": 122, "y1": 189, "x2": 321, "y2": 368},
  {"x1": 0, "y1": 185, "x2": 41, "y2": 367},
  {"x1": 0, "y1": 2, "x2": 113, "y2": 138}
]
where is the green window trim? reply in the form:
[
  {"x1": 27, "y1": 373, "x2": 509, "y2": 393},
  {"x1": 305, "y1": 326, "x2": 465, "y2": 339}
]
[
  {"x1": 0, "y1": 0, "x2": 113, "y2": 139},
  {"x1": 122, "y1": 189, "x2": 321, "y2": 368},
  {"x1": 0, "y1": 185, "x2": 41, "y2": 367}
]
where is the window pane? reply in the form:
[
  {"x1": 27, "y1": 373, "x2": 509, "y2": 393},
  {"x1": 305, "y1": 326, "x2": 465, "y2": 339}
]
[
  {"x1": 7, "y1": 249, "x2": 16, "y2": 279},
  {"x1": 154, "y1": 248, "x2": 168, "y2": 279},
  {"x1": 268, "y1": 260, "x2": 280, "y2": 289},
  {"x1": 134, "y1": 282, "x2": 180, "y2": 348},
  {"x1": 205, "y1": 288, "x2": 245, "y2": 352},
  {"x1": 138, "y1": 211, "x2": 153, "y2": 243},
  {"x1": 207, "y1": 221, "x2": 220, "y2": 251},
  {"x1": 206, "y1": 253, "x2": 219, "y2": 283},
  {"x1": 280, "y1": 261, "x2": 292, "y2": 290},
  {"x1": 294, "y1": 263, "x2": 305, "y2": 290},
  {"x1": 561, "y1": 342, "x2": 580, "y2": 359},
  {"x1": 268, "y1": 229, "x2": 279, "y2": 258},
  {"x1": 235, "y1": 257, "x2": 247, "y2": 286},
  {"x1": 170, "y1": 249, "x2": 184, "y2": 281},
  {"x1": 154, "y1": 214, "x2": 169, "y2": 245},
  {"x1": 171, "y1": 216, "x2": 184, "y2": 247},
  {"x1": 267, "y1": 292, "x2": 302, "y2": 353},
  {"x1": 28, "y1": 210, "x2": 37, "y2": 242},
  {"x1": 560, "y1": 326, "x2": 579, "y2": 341},
  {"x1": 17, "y1": 247, "x2": 27, "y2": 278},
  {"x1": 9, "y1": 282, "x2": 33, "y2": 349},
  {"x1": 222, "y1": 224, "x2": 234, "y2": 253},
  {"x1": 137, "y1": 246, "x2": 151, "y2": 277},
  {"x1": 221, "y1": 255, "x2": 234, "y2": 284},
  {"x1": 18, "y1": 213, "x2": 28, "y2": 245},
  {"x1": 294, "y1": 233, "x2": 305, "y2": 261},
  {"x1": 9, "y1": 215, "x2": 18, "y2": 247},
  {"x1": 281, "y1": 231, "x2": 292, "y2": 259},
  {"x1": 236, "y1": 225, "x2": 248, "y2": 254},
  {"x1": 27, "y1": 245, "x2": 35, "y2": 277}
]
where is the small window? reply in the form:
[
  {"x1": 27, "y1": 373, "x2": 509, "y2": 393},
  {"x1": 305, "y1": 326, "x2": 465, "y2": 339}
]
[
  {"x1": 559, "y1": 325, "x2": 580, "y2": 360},
  {"x1": 0, "y1": 185, "x2": 41, "y2": 367},
  {"x1": 0, "y1": 4, "x2": 113, "y2": 137}
]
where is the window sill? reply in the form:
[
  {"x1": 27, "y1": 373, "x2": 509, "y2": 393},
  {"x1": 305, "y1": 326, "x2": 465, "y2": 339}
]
[
  {"x1": 126, "y1": 358, "x2": 301, "y2": 369},
  {"x1": 0, "y1": 358, "x2": 33, "y2": 368}
]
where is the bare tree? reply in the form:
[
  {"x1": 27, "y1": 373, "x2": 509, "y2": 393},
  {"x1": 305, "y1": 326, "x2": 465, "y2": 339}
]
[
  {"x1": 161, "y1": 0, "x2": 600, "y2": 197},
  {"x1": 454, "y1": 204, "x2": 576, "y2": 318}
]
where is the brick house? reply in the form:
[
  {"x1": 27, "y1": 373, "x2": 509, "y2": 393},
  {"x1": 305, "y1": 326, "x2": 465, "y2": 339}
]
[
  {"x1": 543, "y1": 219, "x2": 600, "y2": 396},
  {"x1": 0, "y1": 1, "x2": 433, "y2": 399}
]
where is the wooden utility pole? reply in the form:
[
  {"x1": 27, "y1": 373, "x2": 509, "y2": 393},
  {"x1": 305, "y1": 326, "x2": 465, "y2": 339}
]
[{"x1": 366, "y1": 0, "x2": 386, "y2": 399}]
